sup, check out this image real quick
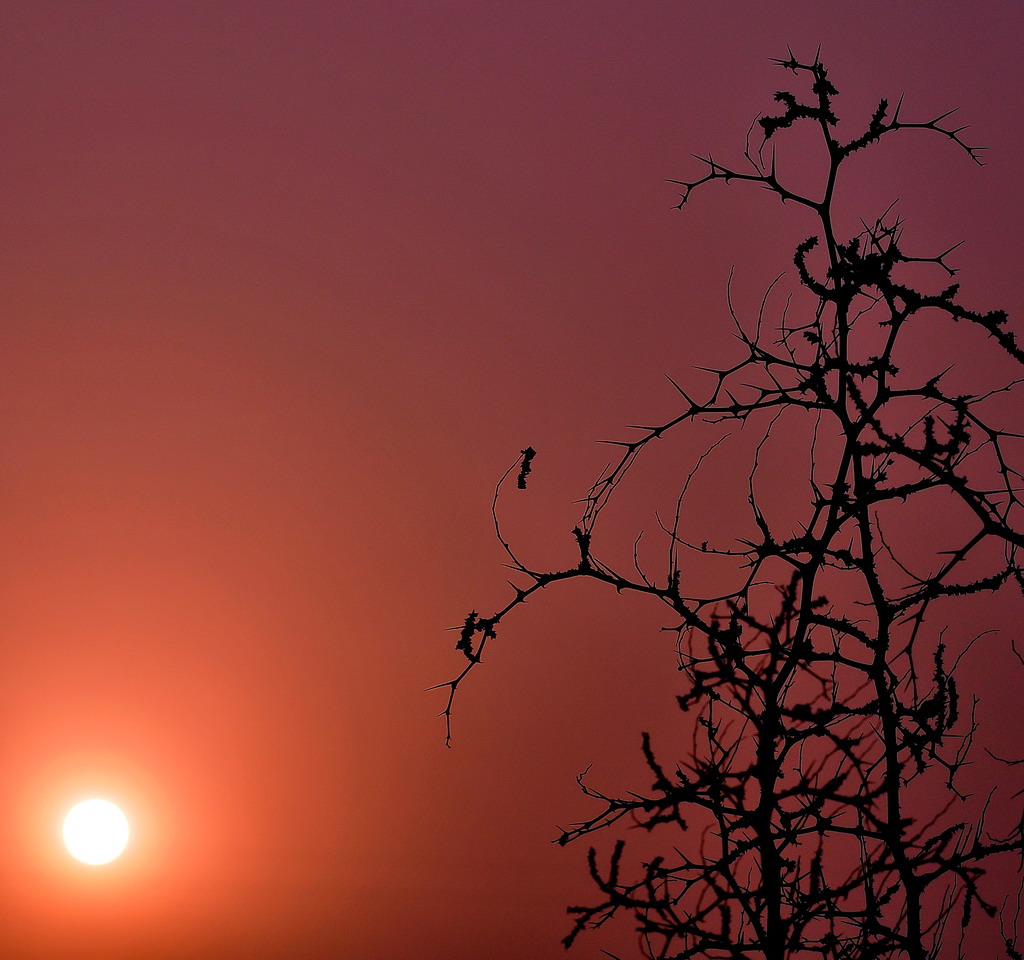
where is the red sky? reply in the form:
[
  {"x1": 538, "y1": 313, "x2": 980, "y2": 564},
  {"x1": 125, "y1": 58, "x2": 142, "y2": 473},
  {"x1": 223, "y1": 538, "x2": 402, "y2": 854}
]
[{"x1": 0, "y1": 3, "x2": 1021, "y2": 957}]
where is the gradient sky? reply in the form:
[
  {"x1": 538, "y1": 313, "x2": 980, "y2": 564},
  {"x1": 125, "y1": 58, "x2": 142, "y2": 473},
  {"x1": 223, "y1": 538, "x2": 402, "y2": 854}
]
[{"x1": 1, "y1": 3, "x2": 1022, "y2": 958}]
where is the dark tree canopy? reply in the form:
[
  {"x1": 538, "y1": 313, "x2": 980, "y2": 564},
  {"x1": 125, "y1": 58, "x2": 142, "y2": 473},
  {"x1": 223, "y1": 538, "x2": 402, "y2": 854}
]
[{"x1": 441, "y1": 54, "x2": 1023, "y2": 960}]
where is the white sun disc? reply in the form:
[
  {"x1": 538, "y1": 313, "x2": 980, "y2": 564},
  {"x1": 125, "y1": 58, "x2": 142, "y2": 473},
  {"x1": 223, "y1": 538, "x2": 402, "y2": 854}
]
[{"x1": 63, "y1": 799, "x2": 130, "y2": 865}]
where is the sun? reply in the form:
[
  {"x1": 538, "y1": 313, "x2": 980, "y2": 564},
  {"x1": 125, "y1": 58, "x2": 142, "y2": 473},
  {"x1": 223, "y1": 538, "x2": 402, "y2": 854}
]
[{"x1": 62, "y1": 798, "x2": 130, "y2": 865}]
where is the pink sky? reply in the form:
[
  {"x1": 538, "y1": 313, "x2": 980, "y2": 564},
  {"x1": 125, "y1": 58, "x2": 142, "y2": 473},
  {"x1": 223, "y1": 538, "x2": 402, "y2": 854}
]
[{"x1": 0, "y1": 3, "x2": 1021, "y2": 957}]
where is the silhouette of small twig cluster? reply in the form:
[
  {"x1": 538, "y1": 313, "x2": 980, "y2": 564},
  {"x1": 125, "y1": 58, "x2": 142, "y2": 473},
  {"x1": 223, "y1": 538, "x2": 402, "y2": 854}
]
[{"x1": 440, "y1": 53, "x2": 1023, "y2": 959}]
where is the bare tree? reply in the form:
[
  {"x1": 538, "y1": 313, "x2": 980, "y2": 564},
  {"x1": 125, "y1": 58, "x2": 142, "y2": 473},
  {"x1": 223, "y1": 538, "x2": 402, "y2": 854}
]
[{"x1": 440, "y1": 54, "x2": 1024, "y2": 959}]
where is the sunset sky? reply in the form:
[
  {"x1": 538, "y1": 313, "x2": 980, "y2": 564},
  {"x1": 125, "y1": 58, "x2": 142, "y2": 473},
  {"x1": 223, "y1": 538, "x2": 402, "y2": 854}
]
[{"x1": 1, "y1": 3, "x2": 1022, "y2": 958}]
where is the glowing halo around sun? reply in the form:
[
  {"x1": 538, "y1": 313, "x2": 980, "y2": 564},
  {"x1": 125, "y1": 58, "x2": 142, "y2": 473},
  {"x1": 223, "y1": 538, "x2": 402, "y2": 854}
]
[{"x1": 62, "y1": 799, "x2": 130, "y2": 865}]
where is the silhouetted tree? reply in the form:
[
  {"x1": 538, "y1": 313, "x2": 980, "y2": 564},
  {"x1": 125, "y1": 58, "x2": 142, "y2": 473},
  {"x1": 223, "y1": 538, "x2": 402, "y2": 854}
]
[{"x1": 441, "y1": 54, "x2": 1023, "y2": 959}]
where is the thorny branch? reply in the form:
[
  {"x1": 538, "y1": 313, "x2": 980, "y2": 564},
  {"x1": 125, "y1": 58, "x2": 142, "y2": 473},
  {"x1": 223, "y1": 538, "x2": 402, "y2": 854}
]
[{"x1": 441, "y1": 53, "x2": 1022, "y2": 959}]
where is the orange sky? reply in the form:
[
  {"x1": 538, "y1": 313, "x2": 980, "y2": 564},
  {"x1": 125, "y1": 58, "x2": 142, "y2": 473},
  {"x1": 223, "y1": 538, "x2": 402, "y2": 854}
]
[{"x1": 1, "y1": 3, "x2": 1022, "y2": 957}]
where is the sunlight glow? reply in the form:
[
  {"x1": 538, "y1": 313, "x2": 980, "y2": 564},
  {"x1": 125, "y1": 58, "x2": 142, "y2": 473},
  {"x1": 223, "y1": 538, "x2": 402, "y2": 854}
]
[{"x1": 63, "y1": 799, "x2": 130, "y2": 865}]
